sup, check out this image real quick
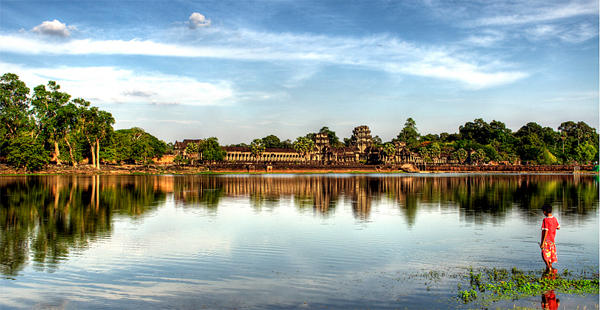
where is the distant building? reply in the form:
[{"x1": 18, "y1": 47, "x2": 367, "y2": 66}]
[
  {"x1": 173, "y1": 139, "x2": 203, "y2": 157},
  {"x1": 172, "y1": 125, "x2": 454, "y2": 165}
]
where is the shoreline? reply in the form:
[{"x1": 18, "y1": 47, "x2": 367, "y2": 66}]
[{"x1": 0, "y1": 163, "x2": 597, "y2": 176}]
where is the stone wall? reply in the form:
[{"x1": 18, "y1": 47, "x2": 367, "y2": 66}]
[{"x1": 423, "y1": 164, "x2": 596, "y2": 172}]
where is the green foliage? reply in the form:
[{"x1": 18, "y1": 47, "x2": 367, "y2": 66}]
[
  {"x1": 1, "y1": 71, "x2": 599, "y2": 168},
  {"x1": 470, "y1": 149, "x2": 487, "y2": 164},
  {"x1": 452, "y1": 148, "x2": 468, "y2": 163},
  {"x1": 257, "y1": 135, "x2": 293, "y2": 149},
  {"x1": 575, "y1": 142, "x2": 597, "y2": 164},
  {"x1": 382, "y1": 143, "x2": 396, "y2": 158},
  {"x1": 185, "y1": 141, "x2": 200, "y2": 156},
  {"x1": 318, "y1": 126, "x2": 343, "y2": 147},
  {"x1": 173, "y1": 154, "x2": 188, "y2": 166},
  {"x1": 539, "y1": 148, "x2": 559, "y2": 165},
  {"x1": 6, "y1": 134, "x2": 48, "y2": 171},
  {"x1": 199, "y1": 137, "x2": 226, "y2": 161},
  {"x1": 418, "y1": 142, "x2": 441, "y2": 162},
  {"x1": 109, "y1": 128, "x2": 167, "y2": 164},
  {"x1": 396, "y1": 118, "x2": 420, "y2": 148},
  {"x1": 458, "y1": 267, "x2": 599, "y2": 305},
  {"x1": 293, "y1": 136, "x2": 315, "y2": 158},
  {"x1": 261, "y1": 134, "x2": 282, "y2": 148},
  {"x1": 0, "y1": 73, "x2": 116, "y2": 169},
  {"x1": 250, "y1": 139, "x2": 266, "y2": 160},
  {"x1": 0, "y1": 73, "x2": 32, "y2": 144}
]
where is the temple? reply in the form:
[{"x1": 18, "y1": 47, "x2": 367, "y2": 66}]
[{"x1": 173, "y1": 125, "x2": 453, "y2": 165}]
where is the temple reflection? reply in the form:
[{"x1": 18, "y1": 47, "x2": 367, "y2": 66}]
[{"x1": 0, "y1": 174, "x2": 597, "y2": 276}]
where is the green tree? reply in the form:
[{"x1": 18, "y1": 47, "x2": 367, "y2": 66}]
[
  {"x1": 250, "y1": 139, "x2": 266, "y2": 162},
  {"x1": 56, "y1": 102, "x2": 81, "y2": 166},
  {"x1": 418, "y1": 142, "x2": 441, "y2": 163},
  {"x1": 199, "y1": 137, "x2": 226, "y2": 161},
  {"x1": 396, "y1": 118, "x2": 420, "y2": 148},
  {"x1": 452, "y1": 148, "x2": 468, "y2": 163},
  {"x1": 0, "y1": 73, "x2": 32, "y2": 145},
  {"x1": 318, "y1": 126, "x2": 343, "y2": 147},
  {"x1": 539, "y1": 149, "x2": 559, "y2": 165},
  {"x1": 261, "y1": 135, "x2": 282, "y2": 148},
  {"x1": 382, "y1": 143, "x2": 396, "y2": 161},
  {"x1": 81, "y1": 107, "x2": 114, "y2": 169},
  {"x1": 470, "y1": 149, "x2": 486, "y2": 164},
  {"x1": 31, "y1": 81, "x2": 71, "y2": 165},
  {"x1": 575, "y1": 142, "x2": 597, "y2": 164},
  {"x1": 459, "y1": 118, "x2": 492, "y2": 145},
  {"x1": 109, "y1": 128, "x2": 167, "y2": 164},
  {"x1": 6, "y1": 134, "x2": 48, "y2": 171},
  {"x1": 185, "y1": 141, "x2": 200, "y2": 164},
  {"x1": 372, "y1": 135, "x2": 383, "y2": 147},
  {"x1": 293, "y1": 137, "x2": 315, "y2": 161}
]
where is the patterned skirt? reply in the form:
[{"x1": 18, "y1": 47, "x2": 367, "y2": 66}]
[{"x1": 542, "y1": 241, "x2": 557, "y2": 264}]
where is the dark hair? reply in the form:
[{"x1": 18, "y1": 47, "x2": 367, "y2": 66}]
[{"x1": 542, "y1": 204, "x2": 553, "y2": 213}]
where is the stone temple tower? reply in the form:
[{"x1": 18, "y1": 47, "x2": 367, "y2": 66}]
[{"x1": 351, "y1": 125, "x2": 372, "y2": 154}]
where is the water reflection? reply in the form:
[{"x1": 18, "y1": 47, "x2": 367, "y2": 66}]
[
  {"x1": 0, "y1": 174, "x2": 597, "y2": 277},
  {"x1": 0, "y1": 175, "x2": 166, "y2": 276}
]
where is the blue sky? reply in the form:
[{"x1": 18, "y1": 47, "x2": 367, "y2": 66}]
[{"x1": 0, "y1": 0, "x2": 598, "y2": 144}]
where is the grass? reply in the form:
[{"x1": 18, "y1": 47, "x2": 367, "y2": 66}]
[{"x1": 457, "y1": 267, "x2": 599, "y2": 305}]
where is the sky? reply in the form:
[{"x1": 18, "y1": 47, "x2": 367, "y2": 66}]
[{"x1": 0, "y1": 0, "x2": 598, "y2": 144}]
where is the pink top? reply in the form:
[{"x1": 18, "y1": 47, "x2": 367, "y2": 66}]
[{"x1": 541, "y1": 216, "x2": 560, "y2": 243}]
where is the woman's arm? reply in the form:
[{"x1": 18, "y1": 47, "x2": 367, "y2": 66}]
[{"x1": 540, "y1": 229, "x2": 547, "y2": 248}]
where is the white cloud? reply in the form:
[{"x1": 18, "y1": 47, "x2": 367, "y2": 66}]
[
  {"x1": 0, "y1": 62, "x2": 234, "y2": 106},
  {"x1": 473, "y1": 1, "x2": 597, "y2": 26},
  {"x1": 463, "y1": 30, "x2": 505, "y2": 47},
  {"x1": 525, "y1": 22, "x2": 598, "y2": 43},
  {"x1": 32, "y1": 19, "x2": 75, "y2": 37},
  {"x1": 0, "y1": 28, "x2": 528, "y2": 88},
  {"x1": 188, "y1": 12, "x2": 211, "y2": 29}
]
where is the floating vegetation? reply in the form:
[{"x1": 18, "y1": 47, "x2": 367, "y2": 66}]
[{"x1": 457, "y1": 267, "x2": 599, "y2": 304}]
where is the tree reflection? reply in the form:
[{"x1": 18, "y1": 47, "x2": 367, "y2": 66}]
[
  {"x1": 169, "y1": 174, "x2": 597, "y2": 225},
  {"x1": 0, "y1": 176, "x2": 166, "y2": 276},
  {"x1": 0, "y1": 174, "x2": 597, "y2": 276}
]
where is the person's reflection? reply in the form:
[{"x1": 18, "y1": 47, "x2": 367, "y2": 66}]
[
  {"x1": 541, "y1": 270, "x2": 560, "y2": 310},
  {"x1": 541, "y1": 290, "x2": 559, "y2": 310}
]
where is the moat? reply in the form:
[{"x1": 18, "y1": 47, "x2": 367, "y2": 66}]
[{"x1": 0, "y1": 174, "x2": 598, "y2": 309}]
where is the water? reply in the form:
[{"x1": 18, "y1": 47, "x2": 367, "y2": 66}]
[{"x1": 0, "y1": 174, "x2": 598, "y2": 309}]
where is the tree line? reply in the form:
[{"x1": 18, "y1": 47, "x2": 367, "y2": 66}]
[
  {"x1": 0, "y1": 73, "x2": 167, "y2": 170},
  {"x1": 224, "y1": 119, "x2": 598, "y2": 165},
  {"x1": 1, "y1": 72, "x2": 598, "y2": 171}
]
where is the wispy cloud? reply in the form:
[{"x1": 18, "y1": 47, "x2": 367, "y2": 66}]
[
  {"x1": 462, "y1": 30, "x2": 506, "y2": 47},
  {"x1": 0, "y1": 62, "x2": 234, "y2": 106},
  {"x1": 0, "y1": 28, "x2": 528, "y2": 89},
  {"x1": 473, "y1": 1, "x2": 597, "y2": 26},
  {"x1": 32, "y1": 19, "x2": 76, "y2": 37},
  {"x1": 526, "y1": 22, "x2": 598, "y2": 43}
]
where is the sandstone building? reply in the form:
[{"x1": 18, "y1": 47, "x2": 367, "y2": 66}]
[{"x1": 173, "y1": 125, "x2": 452, "y2": 165}]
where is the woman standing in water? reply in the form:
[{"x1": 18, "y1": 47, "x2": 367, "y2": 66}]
[{"x1": 540, "y1": 204, "x2": 560, "y2": 273}]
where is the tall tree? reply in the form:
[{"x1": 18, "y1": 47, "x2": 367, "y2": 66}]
[
  {"x1": 31, "y1": 81, "x2": 71, "y2": 165},
  {"x1": 81, "y1": 107, "x2": 114, "y2": 169},
  {"x1": 396, "y1": 118, "x2": 420, "y2": 148},
  {"x1": 56, "y1": 101, "x2": 81, "y2": 166},
  {"x1": 0, "y1": 73, "x2": 32, "y2": 143},
  {"x1": 250, "y1": 139, "x2": 265, "y2": 162}
]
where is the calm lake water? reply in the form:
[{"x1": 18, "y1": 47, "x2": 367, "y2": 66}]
[{"x1": 0, "y1": 174, "x2": 598, "y2": 309}]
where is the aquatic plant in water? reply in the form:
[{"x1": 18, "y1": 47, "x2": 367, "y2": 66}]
[{"x1": 458, "y1": 267, "x2": 599, "y2": 304}]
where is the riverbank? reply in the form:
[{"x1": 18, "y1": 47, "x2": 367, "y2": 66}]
[{"x1": 0, "y1": 163, "x2": 597, "y2": 176}]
